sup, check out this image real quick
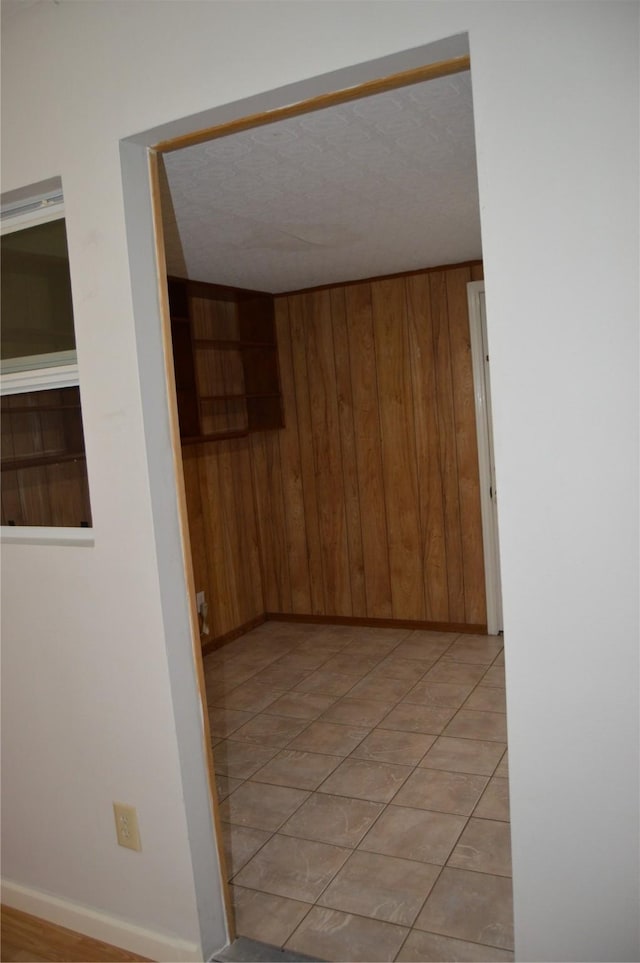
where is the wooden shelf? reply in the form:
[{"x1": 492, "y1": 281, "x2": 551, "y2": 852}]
[
  {"x1": 1, "y1": 403, "x2": 81, "y2": 415},
  {"x1": 1, "y1": 450, "x2": 86, "y2": 472}
]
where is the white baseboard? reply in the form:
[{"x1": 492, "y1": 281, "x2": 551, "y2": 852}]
[{"x1": 1, "y1": 878, "x2": 204, "y2": 962}]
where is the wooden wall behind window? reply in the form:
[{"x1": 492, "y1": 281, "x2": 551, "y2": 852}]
[{"x1": 181, "y1": 260, "x2": 486, "y2": 642}]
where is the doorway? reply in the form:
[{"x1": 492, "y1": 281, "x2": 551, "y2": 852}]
[{"x1": 139, "y1": 34, "x2": 510, "y2": 960}]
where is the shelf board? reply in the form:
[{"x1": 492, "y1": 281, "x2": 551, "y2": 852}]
[
  {"x1": 1, "y1": 404, "x2": 81, "y2": 415},
  {"x1": 1, "y1": 450, "x2": 86, "y2": 472}
]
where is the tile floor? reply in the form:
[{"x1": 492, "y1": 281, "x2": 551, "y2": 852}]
[{"x1": 205, "y1": 622, "x2": 513, "y2": 963}]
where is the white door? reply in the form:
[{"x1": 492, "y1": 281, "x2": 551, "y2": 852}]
[{"x1": 467, "y1": 281, "x2": 503, "y2": 634}]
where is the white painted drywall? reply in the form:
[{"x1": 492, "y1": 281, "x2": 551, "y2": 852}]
[{"x1": 1, "y1": 3, "x2": 637, "y2": 962}]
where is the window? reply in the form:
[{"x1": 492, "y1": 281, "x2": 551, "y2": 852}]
[{"x1": 1, "y1": 192, "x2": 92, "y2": 530}]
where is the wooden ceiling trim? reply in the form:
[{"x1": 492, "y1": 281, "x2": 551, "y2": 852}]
[{"x1": 154, "y1": 55, "x2": 470, "y2": 154}]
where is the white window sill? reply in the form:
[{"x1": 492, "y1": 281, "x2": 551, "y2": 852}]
[{"x1": 0, "y1": 526, "x2": 94, "y2": 547}]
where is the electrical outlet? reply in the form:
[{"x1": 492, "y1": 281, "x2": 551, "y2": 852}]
[{"x1": 113, "y1": 802, "x2": 142, "y2": 851}]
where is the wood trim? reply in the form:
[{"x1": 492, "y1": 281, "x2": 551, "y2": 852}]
[
  {"x1": 265, "y1": 612, "x2": 487, "y2": 635},
  {"x1": 154, "y1": 55, "x2": 470, "y2": 154},
  {"x1": 279, "y1": 259, "x2": 485, "y2": 298},
  {"x1": 201, "y1": 613, "x2": 267, "y2": 656},
  {"x1": 147, "y1": 150, "x2": 235, "y2": 942}
]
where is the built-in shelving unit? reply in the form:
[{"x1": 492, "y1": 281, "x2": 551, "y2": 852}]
[{"x1": 168, "y1": 276, "x2": 284, "y2": 443}]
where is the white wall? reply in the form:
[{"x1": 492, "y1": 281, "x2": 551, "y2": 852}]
[{"x1": 1, "y1": 3, "x2": 637, "y2": 962}]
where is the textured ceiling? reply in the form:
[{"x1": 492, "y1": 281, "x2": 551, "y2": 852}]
[{"x1": 161, "y1": 71, "x2": 481, "y2": 293}]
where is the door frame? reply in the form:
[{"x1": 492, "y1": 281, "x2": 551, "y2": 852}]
[
  {"x1": 123, "y1": 40, "x2": 477, "y2": 953},
  {"x1": 467, "y1": 280, "x2": 503, "y2": 635}
]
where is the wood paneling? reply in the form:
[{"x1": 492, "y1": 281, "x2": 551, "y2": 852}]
[
  {"x1": 182, "y1": 437, "x2": 263, "y2": 641},
  {"x1": 344, "y1": 282, "x2": 393, "y2": 617},
  {"x1": 406, "y1": 272, "x2": 449, "y2": 621},
  {"x1": 179, "y1": 260, "x2": 487, "y2": 643},
  {"x1": 256, "y1": 261, "x2": 486, "y2": 626}
]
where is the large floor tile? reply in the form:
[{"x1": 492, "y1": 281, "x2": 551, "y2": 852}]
[
  {"x1": 448, "y1": 818, "x2": 512, "y2": 877},
  {"x1": 397, "y1": 929, "x2": 514, "y2": 961},
  {"x1": 208, "y1": 707, "x2": 256, "y2": 738},
  {"x1": 347, "y1": 637, "x2": 407, "y2": 656},
  {"x1": 415, "y1": 867, "x2": 514, "y2": 950},
  {"x1": 295, "y1": 670, "x2": 361, "y2": 697},
  {"x1": 220, "y1": 823, "x2": 271, "y2": 878},
  {"x1": 393, "y1": 768, "x2": 488, "y2": 815},
  {"x1": 318, "y1": 758, "x2": 412, "y2": 803},
  {"x1": 264, "y1": 691, "x2": 337, "y2": 720},
  {"x1": 288, "y1": 721, "x2": 369, "y2": 756},
  {"x1": 445, "y1": 637, "x2": 503, "y2": 664},
  {"x1": 346, "y1": 627, "x2": 410, "y2": 645},
  {"x1": 271, "y1": 650, "x2": 335, "y2": 671},
  {"x1": 359, "y1": 805, "x2": 466, "y2": 864},
  {"x1": 351, "y1": 728, "x2": 436, "y2": 766},
  {"x1": 230, "y1": 886, "x2": 312, "y2": 947},
  {"x1": 280, "y1": 792, "x2": 384, "y2": 847},
  {"x1": 233, "y1": 834, "x2": 349, "y2": 902},
  {"x1": 474, "y1": 777, "x2": 510, "y2": 822},
  {"x1": 214, "y1": 740, "x2": 279, "y2": 779},
  {"x1": 424, "y1": 662, "x2": 487, "y2": 685},
  {"x1": 219, "y1": 781, "x2": 309, "y2": 831},
  {"x1": 378, "y1": 703, "x2": 456, "y2": 734},
  {"x1": 348, "y1": 676, "x2": 415, "y2": 702},
  {"x1": 463, "y1": 686, "x2": 506, "y2": 713},
  {"x1": 368, "y1": 657, "x2": 432, "y2": 682},
  {"x1": 420, "y1": 736, "x2": 506, "y2": 775},
  {"x1": 444, "y1": 710, "x2": 508, "y2": 743},
  {"x1": 252, "y1": 749, "x2": 341, "y2": 791},
  {"x1": 215, "y1": 773, "x2": 243, "y2": 801},
  {"x1": 257, "y1": 665, "x2": 315, "y2": 689},
  {"x1": 230, "y1": 714, "x2": 309, "y2": 748},
  {"x1": 285, "y1": 907, "x2": 408, "y2": 962},
  {"x1": 211, "y1": 680, "x2": 282, "y2": 713},
  {"x1": 321, "y1": 653, "x2": 383, "y2": 676},
  {"x1": 319, "y1": 697, "x2": 394, "y2": 728},
  {"x1": 404, "y1": 681, "x2": 474, "y2": 708},
  {"x1": 495, "y1": 751, "x2": 509, "y2": 778},
  {"x1": 318, "y1": 850, "x2": 439, "y2": 926},
  {"x1": 481, "y1": 665, "x2": 506, "y2": 688}
]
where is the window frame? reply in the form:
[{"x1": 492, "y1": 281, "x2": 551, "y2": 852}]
[{"x1": 1, "y1": 193, "x2": 93, "y2": 544}]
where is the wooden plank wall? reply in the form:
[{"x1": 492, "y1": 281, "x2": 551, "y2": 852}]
[
  {"x1": 252, "y1": 261, "x2": 486, "y2": 626},
  {"x1": 181, "y1": 438, "x2": 264, "y2": 641},
  {"x1": 180, "y1": 260, "x2": 486, "y2": 640}
]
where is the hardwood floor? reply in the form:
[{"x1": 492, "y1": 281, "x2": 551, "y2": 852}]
[{"x1": 0, "y1": 906, "x2": 151, "y2": 962}]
